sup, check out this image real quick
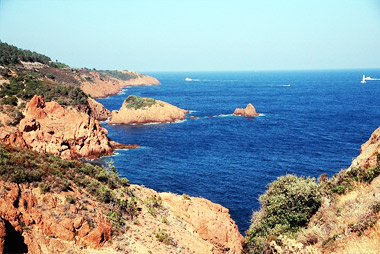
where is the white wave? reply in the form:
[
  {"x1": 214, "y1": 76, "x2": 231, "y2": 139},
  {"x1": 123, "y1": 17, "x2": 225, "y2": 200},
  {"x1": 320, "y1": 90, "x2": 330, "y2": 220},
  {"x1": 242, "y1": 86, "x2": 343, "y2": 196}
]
[
  {"x1": 280, "y1": 84, "x2": 291, "y2": 87},
  {"x1": 172, "y1": 119, "x2": 187, "y2": 124},
  {"x1": 189, "y1": 110, "x2": 198, "y2": 113},
  {"x1": 259, "y1": 113, "x2": 265, "y2": 116},
  {"x1": 215, "y1": 114, "x2": 234, "y2": 118}
]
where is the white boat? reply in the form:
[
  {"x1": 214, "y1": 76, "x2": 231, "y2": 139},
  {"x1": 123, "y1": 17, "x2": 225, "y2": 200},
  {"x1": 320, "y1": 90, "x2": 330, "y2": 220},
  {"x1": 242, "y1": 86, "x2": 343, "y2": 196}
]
[
  {"x1": 185, "y1": 77, "x2": 192, "y2": 81},
  {"x1": 362, "y1": 74, "x2": 380, "y2": 83},
  {"x1": 361, "y1": 74, "x2": 366, "y2": 84}
]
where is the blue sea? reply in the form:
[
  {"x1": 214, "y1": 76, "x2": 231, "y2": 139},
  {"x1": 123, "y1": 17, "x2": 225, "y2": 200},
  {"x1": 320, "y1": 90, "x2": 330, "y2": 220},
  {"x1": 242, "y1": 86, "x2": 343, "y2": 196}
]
[{"x1": 97, "y1": 70, "x2": 380, "y2": 234}]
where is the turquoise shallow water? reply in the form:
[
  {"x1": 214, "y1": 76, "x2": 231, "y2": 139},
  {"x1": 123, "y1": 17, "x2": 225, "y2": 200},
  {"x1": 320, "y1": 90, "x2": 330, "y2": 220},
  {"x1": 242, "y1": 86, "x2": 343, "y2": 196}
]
[{"x1": 97, "y1": 69, "x2": 380, "y2": 233}]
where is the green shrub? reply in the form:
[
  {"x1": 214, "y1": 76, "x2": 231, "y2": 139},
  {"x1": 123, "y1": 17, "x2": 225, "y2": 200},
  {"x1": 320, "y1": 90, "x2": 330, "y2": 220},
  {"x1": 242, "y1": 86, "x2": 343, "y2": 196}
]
[
  {"x1": 96, "y1": 70, "x2": 138, "y2": 81},
  {"x1": 323, "y1": 155, "x2": 380, "y2": 195},
  {"x1": 244, "y1": 174, "x2": 322, "y2": 254},
  {"x1": 65, "y1": 195, "x2": 76, "y2": 204},
  {"x1": 123, "y1": 95, "x2": 156, "y2": 110}
]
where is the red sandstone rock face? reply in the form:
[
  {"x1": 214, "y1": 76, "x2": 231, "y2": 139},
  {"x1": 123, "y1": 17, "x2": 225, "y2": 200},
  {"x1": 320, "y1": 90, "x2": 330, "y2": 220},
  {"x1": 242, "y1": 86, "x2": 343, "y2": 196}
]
[
  {"x1": 87, "y1": 97, "x2": 111, "y2": 121},
  {"x1": 0, "y1": 96, "x2": 114, "y2": 159},
  {"x1": 160, "y1": 193, "x2": 244, "y2": 254},
  {"x1": 0, "y1": 181, "x2": 112, "y2": 254},
  {"x1": 0, "y1": 218, "x2": 5, "y2": 253},
  {"x1": 351, "y1": 127, "x2": 380, "y2": 169},
  {"x1": 233, "y1": 103, "x2": 259, "y2": 117}
]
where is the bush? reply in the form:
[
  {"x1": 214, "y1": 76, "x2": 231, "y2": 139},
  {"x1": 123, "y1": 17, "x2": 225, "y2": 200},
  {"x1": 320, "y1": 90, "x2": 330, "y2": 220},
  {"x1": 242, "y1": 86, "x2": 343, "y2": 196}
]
[
  {"x1": 244, "y1": 174, "x2": 322, "y2": 253},
  {"x1": 323, "y1": 155, "x2": 380, "y2": 195},
  {"x1": 123, "y1": 95, "x2": 156, "y2": 110}
]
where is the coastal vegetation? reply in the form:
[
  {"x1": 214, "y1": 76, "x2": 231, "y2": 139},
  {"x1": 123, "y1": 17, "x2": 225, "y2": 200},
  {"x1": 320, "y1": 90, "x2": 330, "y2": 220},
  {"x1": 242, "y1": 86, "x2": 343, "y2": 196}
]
[
  {"x1": 123, "y1": 95, "x2": 156, "y2": 110},
  {"x1": 244, "y1": 175, "x2": 322, "y2": 253},
  {"x1": 0, "y1": 41, "x2": 67, "y2": 68},
  {"x1": 244, "y1": 154, "x2": 380, "y2": 254},
  {"x1": 96, "y1": 70, "x2": 139, "y2": 81},
  {"x1": 0, "y1": 143, "x2": 137, "y2": 232},
  {"x1": 0, "y1": 71, "x2": 88, "y2": 107}
]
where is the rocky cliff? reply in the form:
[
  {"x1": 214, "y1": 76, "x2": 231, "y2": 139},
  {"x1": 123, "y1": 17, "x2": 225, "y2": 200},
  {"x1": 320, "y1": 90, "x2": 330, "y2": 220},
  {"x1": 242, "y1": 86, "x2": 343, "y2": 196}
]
[
  {"x1": 0, "y1": 95, "x2": 115, "y2": 159},
  {"x1": 87, "y1": 97, "x2": 111, "y2": 121},
  {"x1": 233, "y1": 104, "x2": 259, "y2": 117},
  {"x1": 350, "y1": 126, "x2": 380, "y2": 169},
  {"x1": 109, "y1": 95, "x2": 189, "y2": 125}
]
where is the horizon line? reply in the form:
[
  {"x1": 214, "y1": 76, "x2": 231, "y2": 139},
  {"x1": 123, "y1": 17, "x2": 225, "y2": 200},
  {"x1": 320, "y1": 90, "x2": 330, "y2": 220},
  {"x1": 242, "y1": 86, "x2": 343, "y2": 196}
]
[{"x1": 135, "y1": 67, "x2": 380, "y2": 73}]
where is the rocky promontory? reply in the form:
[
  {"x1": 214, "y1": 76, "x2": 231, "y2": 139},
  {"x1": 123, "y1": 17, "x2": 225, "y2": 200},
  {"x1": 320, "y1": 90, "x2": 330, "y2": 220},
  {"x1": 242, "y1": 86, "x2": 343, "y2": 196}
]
[
  {"x1": 233, "y1": 103, "x2": 259, "y2": 117},
  {"x1": 80, "y1": 70, "x2": 160, "y2": 99},
  {"x1": 109, "y1": 95, "x2": 189, "y2": 125}
]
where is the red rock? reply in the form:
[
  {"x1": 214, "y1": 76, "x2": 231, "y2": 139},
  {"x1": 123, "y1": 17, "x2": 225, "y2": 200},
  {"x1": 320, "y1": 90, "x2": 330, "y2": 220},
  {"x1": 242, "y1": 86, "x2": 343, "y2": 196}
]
[
  {"x1": 233, "y1": 103, "x2": 259, "y2": 117},
  {"x1": 2, "y1": 96, "x2": 115, "y2": 159},
  {"x1": 161, "y1": 193, "x2": 244, "y2": 253},
  {"x1": 87, "y1": 98, "x2": 111, "y2": 121},
  {"x1": 80, "y1": 70, "x2": 160, "y2": 99},
  {"x1": 0, "y1": 218, "x2": 5, "y2": 253},
  {"x1": 351, "y1": 127, "x2": 380, "y2": 169},
  {"x1": 109, "y1": 97, "x2": 189, "y2": 125}
]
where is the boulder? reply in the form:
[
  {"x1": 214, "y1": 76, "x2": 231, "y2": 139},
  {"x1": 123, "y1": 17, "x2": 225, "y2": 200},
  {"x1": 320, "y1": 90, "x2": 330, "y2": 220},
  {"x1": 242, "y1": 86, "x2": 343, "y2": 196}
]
[{"x1": 233, "y1": 103, "x2": 259, "y2": 117}]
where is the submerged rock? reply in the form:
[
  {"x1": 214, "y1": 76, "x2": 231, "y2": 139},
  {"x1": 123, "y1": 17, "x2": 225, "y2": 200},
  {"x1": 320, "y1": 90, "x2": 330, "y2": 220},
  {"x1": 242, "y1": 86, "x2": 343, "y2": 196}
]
[
  {"x1": 109, "y1": 95, "x2": 189, "y2": 125},
  {"x1": 233, "y1": 103, "x2": 259, "y2": 117}
]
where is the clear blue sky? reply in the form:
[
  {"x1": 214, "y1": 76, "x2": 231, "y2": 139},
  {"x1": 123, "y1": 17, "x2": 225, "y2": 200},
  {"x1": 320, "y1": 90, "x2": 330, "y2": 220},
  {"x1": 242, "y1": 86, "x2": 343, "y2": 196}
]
[{"x1": 0, "y1": 0, "x2": 379, "y2": 71}]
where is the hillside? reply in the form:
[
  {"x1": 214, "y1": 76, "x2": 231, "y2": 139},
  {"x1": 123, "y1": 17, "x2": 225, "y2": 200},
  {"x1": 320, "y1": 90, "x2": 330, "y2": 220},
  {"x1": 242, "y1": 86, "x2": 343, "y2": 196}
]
[
  {"x1": 0, "y1": 144, "x2": 243, "y2": 254},
  {"x1": 0, "y1": 42, "x2": 160, "y2": 159},
  {"x1": 0, "y1": 42, "x2": 243, "y2": 253},
  {"x1": 243, "y1": 127, "x2": 380, "y2": 254}
]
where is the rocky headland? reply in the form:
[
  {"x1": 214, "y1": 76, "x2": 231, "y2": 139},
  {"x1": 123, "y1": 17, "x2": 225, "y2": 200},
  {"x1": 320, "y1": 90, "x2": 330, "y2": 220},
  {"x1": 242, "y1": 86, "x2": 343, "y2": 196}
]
[
  {"x1": 79, "y1": 70, "x2": 160, "y2": 99},
  {"x1": 233, "y1": 103, "x2": 259, "y2": 117},
  {"x1": 109, "y1": 95, "x2": 189, "y2": 125}
]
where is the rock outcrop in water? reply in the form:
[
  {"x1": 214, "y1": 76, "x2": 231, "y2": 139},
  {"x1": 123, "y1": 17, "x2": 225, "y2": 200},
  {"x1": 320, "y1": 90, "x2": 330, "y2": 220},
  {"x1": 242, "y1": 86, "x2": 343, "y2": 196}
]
[
  {"x1": 0, "y1": 96, "x2": 116, "y2": 159},
  {"x1": 233, "y1": 103, "x2": 259, "y2": 117},
  {"x1": 109, "y1": 95, "x2": 189, "y2": 125}
]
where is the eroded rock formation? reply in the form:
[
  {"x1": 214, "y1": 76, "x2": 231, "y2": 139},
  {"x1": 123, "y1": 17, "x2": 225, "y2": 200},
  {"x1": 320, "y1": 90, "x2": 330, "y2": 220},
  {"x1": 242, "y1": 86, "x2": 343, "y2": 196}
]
[
  {"x1": 161, "y1": 192, "x2": 244, "y2": 253},
  {"x1": 0, "y1": 96, "x2": 114, "y2": 159},
  {"x1": 87, "y1": 97, "x2": 111, "y2": 121},
  {"x1": 233, "y1": 103, "x2": 259, "y2": 117}
]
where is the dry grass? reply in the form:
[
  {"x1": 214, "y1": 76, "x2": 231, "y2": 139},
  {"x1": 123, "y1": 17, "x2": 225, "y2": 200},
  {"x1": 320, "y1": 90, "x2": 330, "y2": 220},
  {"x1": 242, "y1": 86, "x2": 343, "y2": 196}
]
[
  {"x1": 332, "y1": 221, "x2": 380, "y2": 254},
  {"x1": 296, "y1": 176, "x2": 380, "y2": 253}
]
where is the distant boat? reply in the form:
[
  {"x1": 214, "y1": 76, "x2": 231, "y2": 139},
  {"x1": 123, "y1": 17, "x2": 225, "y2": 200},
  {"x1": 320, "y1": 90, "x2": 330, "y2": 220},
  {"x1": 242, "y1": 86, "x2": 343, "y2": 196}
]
[
  {"x1": 362, "y1": 74, "x2": 380, "y2": 83},
  {"x1": 185, "y1": 77, "x2": 192, "y2": 81},
  {"x1": 361, "y1": 74, "x2": 366, "y2": 84}
]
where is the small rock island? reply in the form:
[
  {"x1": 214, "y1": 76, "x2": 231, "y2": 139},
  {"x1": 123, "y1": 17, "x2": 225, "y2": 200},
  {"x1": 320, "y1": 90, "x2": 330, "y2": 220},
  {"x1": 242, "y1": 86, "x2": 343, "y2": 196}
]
[
  {"x1": 109, "y1": 95, "x2": 189, "y2": 125},
  {"x1": 233, "y1": 103, "x2": 259, "y2": 117}
]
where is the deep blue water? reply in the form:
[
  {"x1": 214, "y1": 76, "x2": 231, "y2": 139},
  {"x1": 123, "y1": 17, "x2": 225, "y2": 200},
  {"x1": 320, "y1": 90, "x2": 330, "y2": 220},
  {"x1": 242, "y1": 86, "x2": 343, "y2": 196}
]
[{"x1": 97, "y1": 70, "x2": 380, "y2": 233}]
